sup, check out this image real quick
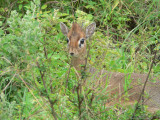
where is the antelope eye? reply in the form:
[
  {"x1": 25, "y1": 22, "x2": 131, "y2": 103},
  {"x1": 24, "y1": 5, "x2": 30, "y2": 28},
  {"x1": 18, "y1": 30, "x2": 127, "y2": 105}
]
[
  {"x1": 80, "y1": 39, "x2": 85, "y2": 44},
  {"x1": 66, "y1": 38, "x2": 69, "y2": 43},
  {"x1": 79, "y1": 38, "x2": 85, "y2": 48}
]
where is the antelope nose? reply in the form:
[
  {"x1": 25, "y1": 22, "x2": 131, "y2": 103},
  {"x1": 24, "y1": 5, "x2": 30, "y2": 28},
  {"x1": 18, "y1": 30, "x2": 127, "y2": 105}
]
[{"x1": 70, "y1": 53, "x2": 74, "y2": 56}]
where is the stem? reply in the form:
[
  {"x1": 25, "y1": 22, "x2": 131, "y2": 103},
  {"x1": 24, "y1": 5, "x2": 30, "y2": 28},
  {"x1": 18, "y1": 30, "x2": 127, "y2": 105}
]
[
  {"x1": 131, "y1": 51, "x2": 157, "y2": 119},
  {"x1": 66, "y1": 66, "x2": 71, "y2": 89},
  {"x1": 36, "y1": 61, "x2": 57, "y2": 120},
  {"x1": 77, "y1": 84, "x2": 82, "y2": 119}
]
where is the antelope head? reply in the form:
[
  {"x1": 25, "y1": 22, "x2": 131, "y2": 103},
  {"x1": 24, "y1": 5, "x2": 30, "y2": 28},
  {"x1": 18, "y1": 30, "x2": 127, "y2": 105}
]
[{"x1": 60, "y1": 22, "x2": 96, "y2": 57}]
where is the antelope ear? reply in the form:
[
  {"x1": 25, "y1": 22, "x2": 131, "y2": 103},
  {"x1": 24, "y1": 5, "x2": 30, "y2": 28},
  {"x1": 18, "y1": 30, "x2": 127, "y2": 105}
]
[
  {"x1": 60, "y1": 22, "x2": 68, "y2": 36},
  {"x1": 86, "y1": 23, "x2": 96, "y2": 38}
]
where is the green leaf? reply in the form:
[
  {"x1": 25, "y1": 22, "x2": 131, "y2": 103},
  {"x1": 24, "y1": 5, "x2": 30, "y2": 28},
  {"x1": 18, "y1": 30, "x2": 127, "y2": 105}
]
[
  {"x1": 53, "y1": 54, "x2": 60, "y2": 60},
  {"x1": 0, "y1": 29, "x2": 4, "y2": 36},
  {"x1": 41, "y1": 4, "x2": 47, "y2": 9},
  {"x1": 0, "y1": 21, "x2": 2, "y2": 26},
  {"x1": 19, "y1": 4, "x2": 22, "y2": 10},
  {"x1": 48, "y1": 53, "x2": 52, "y2": 58},
  {"x1": 111, "y1": 0, "x2": 119, "y2": 14},
  {"x1": 58, "y1": 19, "x2": 68, "y2": 23},
  {"x1": 59, "y1": 13, "x2": 69, "y2": 17},
  {"x1": 85, "y1": 5, "x2": 94, "y2": 9}
]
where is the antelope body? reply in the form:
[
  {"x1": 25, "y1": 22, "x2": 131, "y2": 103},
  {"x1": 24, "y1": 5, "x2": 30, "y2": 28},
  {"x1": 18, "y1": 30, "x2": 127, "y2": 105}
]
[{"x1": 60, "y1": 22, "x2": 160, "y2": 113}]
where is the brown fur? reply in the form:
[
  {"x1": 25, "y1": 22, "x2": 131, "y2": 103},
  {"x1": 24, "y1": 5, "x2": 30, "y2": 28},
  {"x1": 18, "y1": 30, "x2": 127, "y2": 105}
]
[{"x1": 67, "y1": 23, "x2": 86, "y2": 70}]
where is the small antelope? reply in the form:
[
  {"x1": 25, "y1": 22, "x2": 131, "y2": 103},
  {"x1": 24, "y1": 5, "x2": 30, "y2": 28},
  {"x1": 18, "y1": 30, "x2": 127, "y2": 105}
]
[{"x1": 60, "y1": 22, "x2": 160, "y2": 113}]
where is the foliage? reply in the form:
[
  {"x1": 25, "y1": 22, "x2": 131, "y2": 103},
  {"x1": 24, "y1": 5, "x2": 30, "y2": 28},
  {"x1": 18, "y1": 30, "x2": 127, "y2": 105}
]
[{"x1": 0, "y1": 0, "x2": 160, "y2": 119}]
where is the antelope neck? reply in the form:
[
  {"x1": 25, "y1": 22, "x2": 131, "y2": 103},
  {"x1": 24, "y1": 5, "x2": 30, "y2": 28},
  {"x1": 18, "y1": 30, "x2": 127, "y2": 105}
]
[{"x1": 71, "y1": 53, "x2": 86, "y2": 71}]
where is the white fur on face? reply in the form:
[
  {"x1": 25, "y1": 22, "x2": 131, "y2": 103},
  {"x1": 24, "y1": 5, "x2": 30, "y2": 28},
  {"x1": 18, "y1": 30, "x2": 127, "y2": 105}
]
[{"x1": 78, "y1": 38, "x2": 85, "y2": 48}]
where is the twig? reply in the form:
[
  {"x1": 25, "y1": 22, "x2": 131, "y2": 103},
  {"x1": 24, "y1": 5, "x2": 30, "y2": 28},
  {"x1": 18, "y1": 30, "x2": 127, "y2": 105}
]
[
  {"x1": 43, "y1": 37, "x2": 48, "y2": 59},
  {"x1": 44, "y1": 1, "x2": 59, "y2": 5},
  {"x1": 1, "y1": 57, "x2": 13, "y2": 65},
  {"x1": 77, "y1": 84, "x2": 82, "y2": 119},
  {"x1": 82, "y1": 38, "x2": 91, "y2": 84},
  {"x1": 84, "y1": 38, "x2": 91, "y2": 71},
  {"x1": 36, "y1": 61, "x2": 57, "y2": 120},
  {"x1": 66, "y1": 66, "x2": 71, "y2": 89},
  {"x1": 18, "y1": 74, "x2": 45, "y2": 111},
  {"x1": 1, "y1": 73, "x2": 16, "y2": 93},
  {"x1": 131, "y1": 51, "x2": 157, "y2": 119}
]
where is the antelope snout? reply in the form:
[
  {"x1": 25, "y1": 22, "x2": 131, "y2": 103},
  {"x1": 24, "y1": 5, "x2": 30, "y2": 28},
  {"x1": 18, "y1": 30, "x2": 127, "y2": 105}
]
[
  {"x1": 70, "y1": 52, "x2": 74, "y2": 56},
  {"x1": 69, "y1": 48, "x2": 77, "y2": 56}
]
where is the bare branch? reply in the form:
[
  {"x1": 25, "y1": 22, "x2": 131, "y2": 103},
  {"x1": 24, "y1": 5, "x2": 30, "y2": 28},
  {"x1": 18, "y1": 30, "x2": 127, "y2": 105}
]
[{"x1": 131, "y1": 51, "x2": 157, "y2": 119}]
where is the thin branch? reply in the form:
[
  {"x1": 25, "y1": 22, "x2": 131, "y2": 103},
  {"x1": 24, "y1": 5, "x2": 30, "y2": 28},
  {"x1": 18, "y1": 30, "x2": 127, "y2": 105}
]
[
  {"x1": 1, "y1": 57, "x2": 13, "y2": 65},
  {"x1": 43, "y1": 37, "x2": 48, "y2": 59},
  {"x1": 36, "y1": 61, "x2": 57, "y2": 120},
  {"x1": 18, "y1": 74, "x2": 45, "y2": 111},
  {"x1": 66, "y1": 66, "x2": 71, "y2": 89},
  {"x1": 1, "y1": 73, "x2": 16, "y2": 93},
  {"x1": 131, "y1": 51, "x2": 157, "y2": 119},
  {"x1": 44, "y1": 1, "x2": 59, "y2": 5},
  {"x1": 77, "y1": 84, "x2": 82, "y2": 119}
]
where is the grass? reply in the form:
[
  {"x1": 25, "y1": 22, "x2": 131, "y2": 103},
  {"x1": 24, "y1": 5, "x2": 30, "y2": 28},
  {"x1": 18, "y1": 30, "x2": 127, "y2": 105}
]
[{"x1": 0, "y1": 0, "x2": 159, "y2": 119}]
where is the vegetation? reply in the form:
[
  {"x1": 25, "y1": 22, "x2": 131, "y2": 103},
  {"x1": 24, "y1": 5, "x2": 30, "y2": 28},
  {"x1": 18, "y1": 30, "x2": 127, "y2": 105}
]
[{"x1": 0, "y1": 0, "x2": 159, "y2": 119}]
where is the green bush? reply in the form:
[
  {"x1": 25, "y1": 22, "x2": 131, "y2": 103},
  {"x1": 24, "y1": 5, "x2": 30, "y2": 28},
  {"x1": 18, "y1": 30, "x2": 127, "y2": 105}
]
[{"x1": 0, "y1": 0, "x2": 159, "y2": 119}]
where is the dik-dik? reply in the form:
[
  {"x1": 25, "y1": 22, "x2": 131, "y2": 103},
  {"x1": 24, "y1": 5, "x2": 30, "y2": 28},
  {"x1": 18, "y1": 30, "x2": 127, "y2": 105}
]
[{"x1": 60, "y1": 22, "x2": 160, "y2": 113}]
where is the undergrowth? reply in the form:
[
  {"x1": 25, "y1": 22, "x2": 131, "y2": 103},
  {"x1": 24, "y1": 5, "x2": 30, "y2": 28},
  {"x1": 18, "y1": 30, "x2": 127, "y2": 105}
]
[{"x1": 0, "y1": 0, "x2": 159, "y2": 119}]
